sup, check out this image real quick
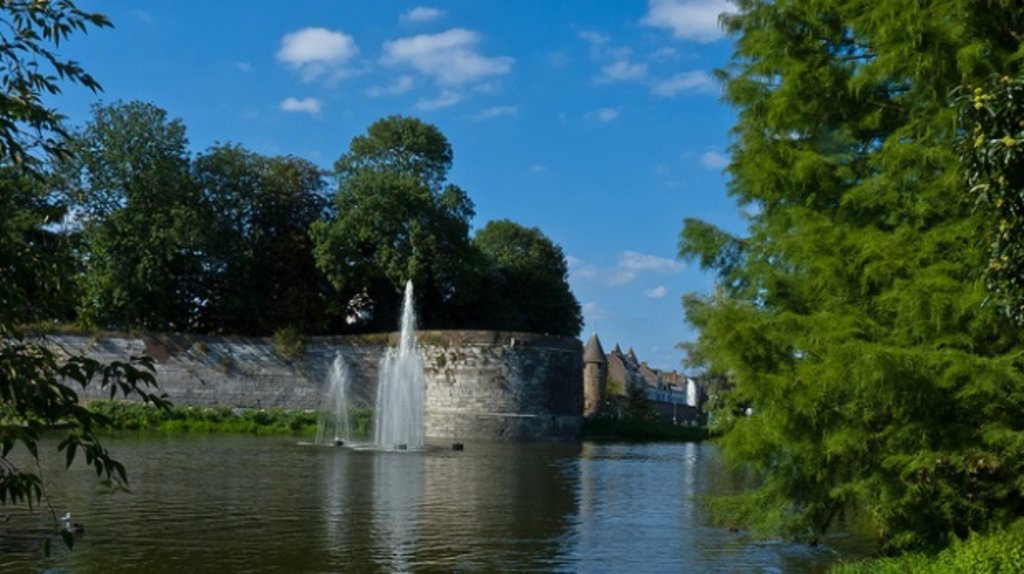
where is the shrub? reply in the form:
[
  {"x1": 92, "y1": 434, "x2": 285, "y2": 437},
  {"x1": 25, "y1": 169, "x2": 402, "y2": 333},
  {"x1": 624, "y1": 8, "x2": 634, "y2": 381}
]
[
  {"x1": 831, "y1": 520, "x2": 1024, "y2": 573},
  {"x1": 272, "y1": 326, "x2": 306, "y2": 362}
]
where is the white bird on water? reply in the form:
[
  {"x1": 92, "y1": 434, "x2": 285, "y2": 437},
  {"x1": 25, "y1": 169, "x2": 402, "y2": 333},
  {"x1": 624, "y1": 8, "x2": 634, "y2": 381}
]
[{"x1": 60, "y1": 511, "x2": 84, "y2": 534}]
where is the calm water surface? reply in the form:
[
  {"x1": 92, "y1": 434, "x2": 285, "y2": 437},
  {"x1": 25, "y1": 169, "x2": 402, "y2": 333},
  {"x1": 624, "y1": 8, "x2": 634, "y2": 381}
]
[{"x1": 1, "y1": 436, "x2": 849, "y2": 573}]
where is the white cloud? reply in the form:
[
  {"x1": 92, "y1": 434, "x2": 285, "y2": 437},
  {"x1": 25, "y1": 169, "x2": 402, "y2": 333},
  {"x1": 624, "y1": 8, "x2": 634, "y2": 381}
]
[
  {"x1": 529, "y1": 164, "x2": 547, "y2": 174},
  {"x1": 569, "y1": 251, "x2": 683, "y2": 288},
  {"x1": 277, "y1": 27, "x2": 359, "y2": 82},
  {"x1": 652, "y1": 70, "x2": 716, "y2": 96},
  {"x1": 595, "y1": 108, "x2": 619, "y2": 122},
  {"x1": 401, "y1": 6, "x2": 445, "y2": 23},
  {"x1": 365, "y1": 75, "x2": 416, "y2": 97},
  {"x1": 382, "y1": 28, "x2": 513, "y2": 86},
  {"x1": 582, "y1": 301, "x2": 612, "y2": 322},
  {"x1": 473, "y1": 106, "x2": 518, "y2": 121},
  {"x1": 279, "y1": 97, "x2": 322, "y2": 115},
  {"x1": 641, "y1": 0, "x2": 732, "y2": 43},
  {"x1": 579, "y1": 30, "x2": 610, "y2": 52},
  {"x1": 699, "y1": 150, "x2": 729, "y2": 169},
  {"x1": 548, "y1": 51, "x2": 569, "y2": 68},
  {"x1": 416, "y1": 90, "x2": 462, "y2": 110},
  {"x1": 651, "y1": 46, "x2": 680, "y2": 60},
  {"x1": 599, "y1": 60, "x2": 648, "y2": 82},
  {"x1": 644, "y1": 286, "x2": 669, "y2": 299},
  {"x1": 619, "y1": 251, "x2": 684, "y2": 274},
  {"x1": 235, "y1": 62, "x2": 252, "y2": 72}
]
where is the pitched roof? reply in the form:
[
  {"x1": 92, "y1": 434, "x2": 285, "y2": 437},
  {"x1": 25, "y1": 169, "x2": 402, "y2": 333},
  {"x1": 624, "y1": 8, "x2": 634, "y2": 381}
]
[{"x1": 584, "y1": 334, "x2": 607, "y2": 363}]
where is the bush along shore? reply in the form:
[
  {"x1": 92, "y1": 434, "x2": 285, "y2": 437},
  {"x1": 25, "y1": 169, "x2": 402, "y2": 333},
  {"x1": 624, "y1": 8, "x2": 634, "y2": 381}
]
[
  {"x1": 85, "y1": 400, "x2": 373, "y2": 438},
  {"x1": 829, "y1": 519, "x2": 1024, "y2": 573},
  {"x1": 581, "y1": 415, "x2": 709, "y2": 442}
]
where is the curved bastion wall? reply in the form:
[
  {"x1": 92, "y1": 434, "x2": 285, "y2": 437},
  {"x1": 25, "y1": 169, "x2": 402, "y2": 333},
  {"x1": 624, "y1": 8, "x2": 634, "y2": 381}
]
[{"x1": 44, "y1": 330, "x2": 584, "y2": 441}]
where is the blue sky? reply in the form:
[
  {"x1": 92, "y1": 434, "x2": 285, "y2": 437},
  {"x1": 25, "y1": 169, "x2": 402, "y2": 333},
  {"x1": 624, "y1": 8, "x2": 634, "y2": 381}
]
[{"x1": 54, "y1": 0, "x2": 743, "y2": 372}]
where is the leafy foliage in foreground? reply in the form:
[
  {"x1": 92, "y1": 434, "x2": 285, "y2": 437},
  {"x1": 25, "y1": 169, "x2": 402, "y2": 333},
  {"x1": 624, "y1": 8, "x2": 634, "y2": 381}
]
[
  {"x1": 1, "y1": 2, "x2": 170, "y2": 549},
  {"x1": 830, "y1": 519, "x2": 1024, "y2": 573},
  {"x1": 0, "y1": 340, "x2": 168, "y2": 506},
  {"x1": 956, "y1": 75, "x2": 1024, "y2": 323},
  {"x1": 680, "y1": 0, "x2": 1024, "y2": 552}
]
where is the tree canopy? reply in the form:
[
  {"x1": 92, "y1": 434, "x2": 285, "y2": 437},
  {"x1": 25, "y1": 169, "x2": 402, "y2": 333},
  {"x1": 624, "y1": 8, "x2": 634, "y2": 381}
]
[
  {"x1": 473, "y1": 219, "x2": 582, "y2": 336},
  {"x1": 312, "y1": 115, "x2": 480, "y2": 331},
  {"x1": 191, "y1": 145, "x2": 329, "y2": 335},
  {"x1": 680, "y1": 0, "x2": 1024, "y2": 552},
  {"x1": 59, "y1": 100, "x2": 202, "y2": 331}
]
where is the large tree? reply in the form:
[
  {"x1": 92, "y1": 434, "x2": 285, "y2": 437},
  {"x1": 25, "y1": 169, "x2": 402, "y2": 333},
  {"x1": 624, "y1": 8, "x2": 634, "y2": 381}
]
[
  {"x1": 0, "y1": 1, "x2": 168, "y2": 549},
  {"x1": 58, "y1": 100, "x2": 203, "y2": 331},
  {"x1": 312, "y1": 116, "x2": 478, "y2": 331},
  {"x1": 472, "y1": 219, "x2": 582, "y2": 336},
  {"x1": 680, "y1": 0, "x2": 1024, "y2": 552},
  {"x1": 191, "y1": 144, "x2": 330, "y2": 335}
]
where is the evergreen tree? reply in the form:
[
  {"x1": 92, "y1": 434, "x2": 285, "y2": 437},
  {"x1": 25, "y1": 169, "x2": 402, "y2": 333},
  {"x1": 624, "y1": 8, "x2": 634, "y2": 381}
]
[{"x1": 680, "y1": 0, "x2": 1024, "y2": 551}]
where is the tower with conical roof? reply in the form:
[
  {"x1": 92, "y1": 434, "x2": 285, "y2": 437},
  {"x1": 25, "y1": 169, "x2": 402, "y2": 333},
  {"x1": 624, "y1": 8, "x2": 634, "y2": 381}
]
[{"x1": 583, "y1": 334, "x2": 608, "y2": 417}]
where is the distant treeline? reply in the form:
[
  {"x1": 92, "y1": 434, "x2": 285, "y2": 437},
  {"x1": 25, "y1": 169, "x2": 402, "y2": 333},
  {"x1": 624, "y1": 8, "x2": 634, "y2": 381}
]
[{"x1": 6, "y1": 105, "x2": 582, "y2": 337}]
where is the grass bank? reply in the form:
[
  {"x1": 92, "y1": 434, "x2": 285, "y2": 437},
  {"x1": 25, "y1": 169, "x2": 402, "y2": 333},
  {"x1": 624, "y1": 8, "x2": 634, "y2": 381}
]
[
  {"x1": 829, "y1": 519, "x2": 1024, "y2": 573},
  {"x1": 86, "y1": 400, "x2": 373, "y2": 437},
  {"x1": 581, "y1": 416, "x2": 709, "y2": 442}
]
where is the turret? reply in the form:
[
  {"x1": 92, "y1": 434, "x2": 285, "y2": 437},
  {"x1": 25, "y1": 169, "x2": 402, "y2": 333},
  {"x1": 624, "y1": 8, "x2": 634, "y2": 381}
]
[{"x1": 583, "y1": 334, "x2": 608, "y2": 417}]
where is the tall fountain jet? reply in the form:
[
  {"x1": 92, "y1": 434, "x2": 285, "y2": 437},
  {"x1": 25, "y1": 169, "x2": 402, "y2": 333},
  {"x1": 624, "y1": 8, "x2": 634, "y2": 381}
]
[
  {"x1": 316, "y1": 354, "x2": 353, "y2": 446},
  {"x1": 374, "y1": 280, "x2": 426, "y2": 450}
]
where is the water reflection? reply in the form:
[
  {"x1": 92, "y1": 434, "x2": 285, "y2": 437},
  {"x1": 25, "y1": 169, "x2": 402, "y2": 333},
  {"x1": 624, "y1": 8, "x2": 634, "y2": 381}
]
[
  {"x1": 0, "y1": 436, "x2": 850, "y2": 573},
  {"x1": 371, "y1": 451, "x2": 423, "y2": 572}
]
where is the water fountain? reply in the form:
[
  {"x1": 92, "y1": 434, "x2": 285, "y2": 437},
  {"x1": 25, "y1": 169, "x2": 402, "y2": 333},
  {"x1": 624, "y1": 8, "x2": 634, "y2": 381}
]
[
  {"x1": 373, "y1": 280, "x2": 426, "y2": 450},
  {"x1": 315, "y1": 354, "x2": 353, "y2": 446},
  {"x1": 686, "y1": 377, "x2": 699, "y2": 408}
]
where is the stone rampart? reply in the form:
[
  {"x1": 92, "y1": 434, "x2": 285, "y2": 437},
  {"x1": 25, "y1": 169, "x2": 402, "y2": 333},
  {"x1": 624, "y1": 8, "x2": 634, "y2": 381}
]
[{"x1": 42, "y1": 330, "x2": 583, "y2": 441}]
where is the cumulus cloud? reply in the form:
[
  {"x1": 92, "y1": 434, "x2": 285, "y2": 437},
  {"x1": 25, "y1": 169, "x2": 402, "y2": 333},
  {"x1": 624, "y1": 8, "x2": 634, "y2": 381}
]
[
  {"x1": 619, "y1": 251, "x2": 685, "y2": 274},
  {"x1": 279, "y1": 97, "x2": 321, "y2": 115},
  {"x1": 594, "y1": 108, "x2": 619, "y2": 122},
  {"x1": 548, "y1": 51, "x2": 569, "y2": 68},
  {"x1": 599, "y1": 60, "x2": 648, "y2": 83},
  {"x1": 473, "y1": 106, "x2": 518, "y2": 121},
  {"x1": 652, "y1": 70, "x2": 716, "y2": 96},
  {"x1": 416, "y1": 90, "x2": 462, "y2": 110},
  {"x1": 569, "y1": 252, "x2": 684, "y2": 288},
  {"x1": 641, "y1": 0, "x2": 732, "y2": 43},
  {"x1": 382, "y1": 28, "x2": 513, "y2": 86},
  {"x1": 700, "y1": 150, "x2": 729, "y2": 169},
  {"x1": 277, "y1": 27, "x2": 359, "y2": 82},
  {"x1": 401, "y1": 6, "x2": 445, "y2": 23},
  {"x1": 582, "y1": 301, "x2": 612, "y2": 322},
  {"x1": 365, "y1": 75, "x2": 416, "y2": 97},
  {"x1": 579, "y1": 30, "x2": 611, "y2": 58},
  {"x1": 644, "y1": 285, "x2": 669, "y2": 299}
]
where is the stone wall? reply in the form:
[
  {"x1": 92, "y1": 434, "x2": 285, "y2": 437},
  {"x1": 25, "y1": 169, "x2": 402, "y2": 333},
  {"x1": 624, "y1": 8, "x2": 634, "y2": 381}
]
[{"x1": 44, "y1": 330, "x2": 583, "y2": 441}]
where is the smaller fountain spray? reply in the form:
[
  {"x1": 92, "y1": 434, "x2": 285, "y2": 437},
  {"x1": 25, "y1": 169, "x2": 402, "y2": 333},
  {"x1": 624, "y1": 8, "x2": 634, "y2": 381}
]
[{"x1": 316, "y1": 354, "x2": 353, "y2": 446}]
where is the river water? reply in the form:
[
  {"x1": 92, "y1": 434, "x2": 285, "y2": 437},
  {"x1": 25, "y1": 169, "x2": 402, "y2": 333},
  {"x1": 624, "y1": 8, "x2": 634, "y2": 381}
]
[{"x1": 1, "y1": 436, "x2": 852, "y2": 573}]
